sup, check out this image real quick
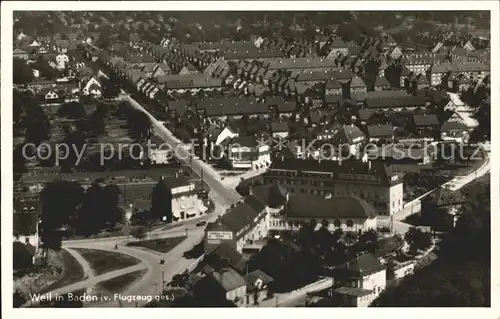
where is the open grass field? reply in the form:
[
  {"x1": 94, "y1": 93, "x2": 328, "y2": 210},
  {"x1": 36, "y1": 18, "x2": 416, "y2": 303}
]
[
  {"x1": 96, "y1": 269, "x2": 147, "y2": 294},
  {"x1": 127, "y1": 236, "x2": 187, "y2": 253},
  {"x1": 72, "y1": 248, "x2": 141, "y2": 276}
]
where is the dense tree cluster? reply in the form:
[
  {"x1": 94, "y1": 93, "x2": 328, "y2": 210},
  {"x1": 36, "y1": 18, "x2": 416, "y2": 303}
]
[
  {"x1": 372, "y1": 181, "x2": 490, "y2": 307},
  {"x1": 13, "y1": 58, "x2": 34, "y2": 85},
  {"x1": 39, "y1": 180, "x2": 124, "y2": 249},
  {"x1": 249, "y1": 223, "x2": 388, "y2": 293},
  {"x1": 13, "y1": 89, "x2": 51, "y2": 146}
]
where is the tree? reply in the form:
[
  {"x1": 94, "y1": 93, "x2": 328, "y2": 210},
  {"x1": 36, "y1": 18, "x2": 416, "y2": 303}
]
[
  {"x1": 13, "y1": 144, "x2": 28, "y2": 181},
  {"x1": 127, "y1": 109, "x2": 151, "y2": 142},
  {"x1": 151, "y1": 178, "x2": 172, "y2": 222},
  {"x1": 404, "y1": 227, "x2": 432, "y2": 252},
  {"x1": 131, "y1": 225, "x2": 147, "y2": 241},
  {"x1": 13, "y1": 290, "x2": 27, "y2": 308},
  {"x1": 77, "y1": 183, "x2": 106, "y2": 236},
  {"x1": 57, "y1": 102, "x2": 87, "y2": 119},
  {"x1": 373, "y1": 181, "x2": 490, "y2": 307},
  {"x1": 102, "y1": 184, "x2": 123, "y2": 225},
  {"x1": 39, "y1": 181, "x2": 85, "y2": 246},
  {"x1": 102, "y1": 77, "x2": 121, "y2": 99},
  {"x1": 30, "y1": 57, "x2": 56, "y2": 80},
  {"x1": 60, "y1": 129, "x2": 87, "y2": 172},
  {"x1": 13, "y1": 57, "x2": 34, "y2": 84},
  {"x1": 23, "y1": 97, "x2": 51, "y2": 145},
  {"x1": 358, "y1": 229, "x2": 379, "y2": 253},
  {"x1": 88, "y1": 109, "x2": 106, "y2": 136}
]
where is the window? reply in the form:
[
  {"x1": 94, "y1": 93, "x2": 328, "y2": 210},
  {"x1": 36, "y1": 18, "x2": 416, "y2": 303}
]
[
  {"x1": 334, "y1": 220, "x2": 341, "y2": 228},
  {"x1": 346, "y1": 220, "x2": 354, "y2": 228},
  {"x1": 322, "y1": 219, "x2": 329, "y2": 228}
]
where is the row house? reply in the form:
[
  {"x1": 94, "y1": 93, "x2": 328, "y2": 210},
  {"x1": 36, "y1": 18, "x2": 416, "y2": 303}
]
[
  {"x1": 156, "y1": 74, "x2": 223, "y2": 94},
  {"x1": 373, "y1": 76, "x2": 391, "y2": 91},
  {"x1": 443, "y1": 72, "x2": 474, "y2": 92},
  {"x1": 198, "y1": 100, "x2": 271, "y2": 122},
  {"x1": 194, "y1": 40, "x2": 257, "y2": 54},
  {"x1": 363, "y1": 95, "x2": 427, "y2": 113},
  {"x1": 411, "y1": 114, "x2": 440, "y2": 140},
  {"x1": 267, "y1": 57, "x2": 338, "y2": 71},
  {"x1": 402, "y1": 53, "x2": 446, "y2": 75},
  {"x1": 429, "y1": 62, "x2": 489, "y2": 86},
  {"x1": 136, "y1": 77, "x2": 161, "y2": 100},
  {"x1": 221, "y1": 49, "x2": 286, "y2": 62}
]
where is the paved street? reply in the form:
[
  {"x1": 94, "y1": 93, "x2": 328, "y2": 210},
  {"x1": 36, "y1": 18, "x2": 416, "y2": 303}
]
[{"x1": 121, "y1": 94, "x2": 242, "y2": 208}]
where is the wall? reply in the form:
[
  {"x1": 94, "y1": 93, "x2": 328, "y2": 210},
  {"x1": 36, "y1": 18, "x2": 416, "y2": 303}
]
[
  {"x1": 389, "y1": 183, "x2": 404, "y2": 215},
  {"x1": 393, "y1": 261, "x2": 415, "y2": 280},
  {"x1": 361, "y1": 269, "x2": 386, "y2": 293}
]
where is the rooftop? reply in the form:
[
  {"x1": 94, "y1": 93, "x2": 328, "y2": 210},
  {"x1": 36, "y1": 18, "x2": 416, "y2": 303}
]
[{"x1": 285, "y1": 195, "x2": 376, "y2": 219}]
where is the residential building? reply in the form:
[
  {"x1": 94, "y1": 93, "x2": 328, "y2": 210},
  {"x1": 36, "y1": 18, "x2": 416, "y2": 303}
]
[
  {"x1": 411, "y1": 114, "x2": 440, "y2": 140},
  {"x1": 350, "y1": 77, "x2": 367, "y2": 95},
  {"x1": 227, "y1": 135, "x2": 271, "y2": 170},
  {"x1": 366, "y1": 124, "x2": 394, "y2": 143},
  {"x1": 270, "y1": 122, "x2": 289, "y2": 139},
  {"x1": 157, "y1": 74, "x2": 223, "y2": 94},
  {"x1": 160, "y1": 175, "x2": 206, "y2": 222},
  {"x1": 263, "y1": 158, "x2": 404, "y2": 215},
  {"x1": 194, "y1": 267, "x2": 248, "y2": 306},
  {"x1": 440, "y1": 121, "x2": 469, "y2": 143},
  {"x1": 14, "y1": 48, "x2": 29, "y2": 60},
  {"x1": 56, "y1": 53, "x2": 69, "y2": 70},
  {"x1": 13, "y1": 200, "x2": 39, "y2": 248},
  {"x1": 145, "y1": 135, "x2": 170, "y2": 165},
  {"x1": 329, "y1": 253, "x2": 387, "y2": 307},
  {"x1": 363, "y1": 95, "x2": 427, "y2": 112},
  {"x1": 429, "y1": 62, "x2": 489, "y2": 86},
  {"x1": 403, "y1": 53, "x2": 442, "y2": 75},
  {"x1": 373, "y1": 76, "x2": 391, "y2": 91},
  {"x1": 205, "y1": 195, "x2": 269, "y2": 253},
  {"x1": 243, "y1": 270, "x2": 274, "y2": 305}
]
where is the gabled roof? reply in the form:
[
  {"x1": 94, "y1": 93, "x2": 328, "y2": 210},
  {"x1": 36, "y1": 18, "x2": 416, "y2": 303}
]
[
  {"x1": 207, "y1": 267, "x2": 247, "y2": 292},
  {"x1": 374, "y1": 76, "x2": 391, "y2": 87},
  {"x1": 367, "y1": 124, "x2": 394, "y2": 138},
  {"x1": 332, "y1": 124, "x2": 365, "y2": 144},
  {"x1": 271, "y1": 121, "x2": 289, "y2": 133},
  {"x1": 326, "y1": 79, "x2": 342, "y2": 89},
  {"x1": 341, "y1": 253, "x2": 386, "y2": 276},
  {"x1": 250, "y1": 184, "x2": 287, "y2": 209},
  {"x1": 440, "y1": 121, "x2": 468, "y2": 131},
  {"x1": 412, "y1": 114, "x2": 439, "y2": 127},
  {"x1": 244, "y1": 269, "x2": 274, "y2": 290},
  {"x1": 350, "y1": 76, "x2": 366, "y2": 88}
]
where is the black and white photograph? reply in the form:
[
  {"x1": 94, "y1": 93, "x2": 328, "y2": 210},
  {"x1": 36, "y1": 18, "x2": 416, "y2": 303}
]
[{"x1": 2, "y1": 1, "x2": 498, "y2": 313}]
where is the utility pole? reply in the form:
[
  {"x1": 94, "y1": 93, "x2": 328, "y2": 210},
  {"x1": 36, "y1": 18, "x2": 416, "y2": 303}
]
[
  {"x1": 161, "y1": 270, "x2": 165, "y2": 293},
  {"x1": 275, "y1": 295, "x2": 279, "y2": 307}
]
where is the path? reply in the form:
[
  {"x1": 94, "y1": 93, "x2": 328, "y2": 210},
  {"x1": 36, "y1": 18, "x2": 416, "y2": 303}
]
[{"x1": 64, "y1": 247, "x2": 96, "y2": 280}]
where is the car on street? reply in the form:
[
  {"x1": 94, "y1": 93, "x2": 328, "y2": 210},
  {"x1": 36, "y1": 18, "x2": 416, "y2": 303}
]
[{"x1": 196, "y1": 221, "x2": 207, "y2": 227}]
